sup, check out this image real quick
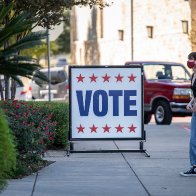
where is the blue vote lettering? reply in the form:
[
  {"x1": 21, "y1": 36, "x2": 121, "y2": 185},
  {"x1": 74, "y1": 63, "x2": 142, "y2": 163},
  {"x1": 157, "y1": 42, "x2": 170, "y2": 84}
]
[
  {"x1": 93, "y1": 90, "x2": 108, "y2": 116},
  {"x1": 76, "y1": 90, "x2": 137, "y2": 116},
  {"x1": 109, "y1": 90, "x2": 122, "y2": 116},
  {"x1": 124, "y1": 90, "x2": 137, "y2": 116},
  {"x1": 76, "y1": 90, "x2": 92, "y2": 116}
]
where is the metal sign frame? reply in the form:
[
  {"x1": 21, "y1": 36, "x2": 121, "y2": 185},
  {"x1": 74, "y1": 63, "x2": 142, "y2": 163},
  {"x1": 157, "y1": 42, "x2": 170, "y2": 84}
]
[{"x1": 68, "y1": 65, "x2": 149, "y2": 157}]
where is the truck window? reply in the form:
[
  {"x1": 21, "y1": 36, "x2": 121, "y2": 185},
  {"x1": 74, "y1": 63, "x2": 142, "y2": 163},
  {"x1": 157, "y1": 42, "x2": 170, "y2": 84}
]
[
  {"x1": 143, "y1": 64, "x2": 165, "y2": 80},
  {"x1": 171, "y1": 65, "x2": 190, "y2": 80},
  {"x1": 143, "y1": 64, "x2": 190, "y2": 81}
]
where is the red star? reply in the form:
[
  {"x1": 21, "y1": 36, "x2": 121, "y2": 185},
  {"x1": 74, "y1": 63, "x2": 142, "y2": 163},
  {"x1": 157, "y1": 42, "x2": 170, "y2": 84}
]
[
  {"x1": 89, "y1": 74, "x2": 98, "y2": 82},
  {"x1": 115, "y1": 124, "x2": 124, "y2": 132},
  {"x1": 90, "y1": 124, "x2": 98, "y2": 133},
  {"x1": 128, "y1": 124, "x2": 137, "y2": 133},
  {"x1": 103, "y1": 124, "x2": 111, "y2": 133},
  {"x1": 115, "y1": 74, "x2": 123, "y2": 82},
  {"x1": 128, "y1": 74, "x2": 136, "y2": 82},
  {"x1": 102, "y1": 74, "x2": 111, "y2": 82},
  {"x1": 76, "y1": 74, "x2": 85, "y2": 82},
  {"x1": 77, "y1": 124, "x2": 85, "y2": 133}
]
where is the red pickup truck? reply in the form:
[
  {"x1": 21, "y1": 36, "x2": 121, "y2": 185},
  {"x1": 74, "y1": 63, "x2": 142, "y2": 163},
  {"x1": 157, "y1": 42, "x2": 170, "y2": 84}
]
[{"x1": 125, "y1": 61, "x2": 192, "y2": 125}]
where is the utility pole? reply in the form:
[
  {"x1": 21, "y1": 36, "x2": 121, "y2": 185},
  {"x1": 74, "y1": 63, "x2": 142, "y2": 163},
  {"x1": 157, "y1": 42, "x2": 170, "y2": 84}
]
[
  {"x1": 131, "y1": 0, "x2": 134, "y2": 61},
  {"x1": 47, "y1": 28, "x2": 51, "y2": 101}
]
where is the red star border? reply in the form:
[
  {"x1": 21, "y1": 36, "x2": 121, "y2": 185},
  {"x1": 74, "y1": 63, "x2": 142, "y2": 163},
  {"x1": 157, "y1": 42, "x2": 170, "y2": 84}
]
[
  {"x1": 89, "y1": 74, "x2": 98, "y2": 82},
  {"x1": 77, "y1": 124, "x2": 85, "y2": 133},
  {"x1": 103, "y1": 124, "x2": 111, "y2": 133},
  {"x1": 102, "y1": 74, "x2": 111, "y2": 82},
  {"x1": 76, "y1": 74, "x2": 85, "y2": 82},
  {"x1": 128, "y1": 74, "x2": 136, "y2": 82},
  {"x1": 115, "y1": 74, "x2": 123, "y2": 82},
  {"x1": 128, "y1": 124, "x2": 137, "y2": 133},
  {"x1": 115, "y1": 124, "x2": 124, "y2": 132},
  {"x1": 90, "y1": 124, "x2": 98, "y2": 133}
]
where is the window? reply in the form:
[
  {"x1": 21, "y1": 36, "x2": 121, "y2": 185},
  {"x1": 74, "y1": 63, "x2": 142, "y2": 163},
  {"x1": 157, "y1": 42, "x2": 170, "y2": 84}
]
[
  {"x1": 118, "y1": 30, "x2": 124, "y2": 41},
  {"x1": 144, "y1": 64, "x2": 165, "y2": 80},
  {"x1": 143, "y1": 64, "x2": 190, "y2": 81},
  {"x1": 181, "y1": 20, "x2": 188, "y2": 34},
  {"x1": 171, "y1": 65, "x2": 190, "y2": 80},
  {"x1": 146, "y1": 26, "x2": 153, "y2": 38}
]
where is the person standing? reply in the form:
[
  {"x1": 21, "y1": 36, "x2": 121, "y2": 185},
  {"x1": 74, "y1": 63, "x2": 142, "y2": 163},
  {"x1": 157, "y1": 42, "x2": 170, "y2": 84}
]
[{"x1": 180, "y1": 52, "x2": 196, "y2": 176}]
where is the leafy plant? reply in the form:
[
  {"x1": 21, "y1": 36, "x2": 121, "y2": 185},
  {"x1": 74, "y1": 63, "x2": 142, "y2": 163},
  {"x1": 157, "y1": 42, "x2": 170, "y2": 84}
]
[
  {"x1": 29, "y1": 101, "x2": 69, "y2": 148},
  {"x1": 0, "y1": 100, "x2": 57, "y2": 157},
  {"x1": 12, "y1": 154, "x2": 49, "y2": 179},
  {"x1": 0, "y1": 109, "x2": 16, "y2": 191},
  {"x1": 14, "y1": 0, "x2": 110, "y2": 29},
  {"x1": 0, "y1": 2, "x2": 48, "y2": 100},
  {"x1": 0, "y1": 100, "x2": 68, "y2": 179}
]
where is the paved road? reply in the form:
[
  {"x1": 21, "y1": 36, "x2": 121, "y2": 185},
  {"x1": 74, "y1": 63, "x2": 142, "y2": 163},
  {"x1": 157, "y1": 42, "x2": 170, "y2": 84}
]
[
  {"x1": 150, "y1": 115, "x2": 192, "y2": 124},
  {"x1": 1, "y1": 117, "x2": 195, "y2": 196}
]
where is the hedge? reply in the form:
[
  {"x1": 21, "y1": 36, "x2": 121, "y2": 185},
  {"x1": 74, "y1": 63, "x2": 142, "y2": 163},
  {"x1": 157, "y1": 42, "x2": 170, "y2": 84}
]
[
  {"x1": 0, "y1": 109, "x2": 16, "y2": 191},
  {"x1": 0, "y1": 100, "x2": 69, "y2": 178},
  {"x1": 30, "y1": 101, "x2": 69, "y2": 149}
]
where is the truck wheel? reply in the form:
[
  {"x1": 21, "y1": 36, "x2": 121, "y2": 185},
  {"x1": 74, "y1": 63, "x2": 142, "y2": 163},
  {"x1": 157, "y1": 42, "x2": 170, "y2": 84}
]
[
  {"x1": 154, "y1": 101, "x2": 172, "y2": 125},
  {"x1": 144, "y1": 113, "x2": 152, "y2": 124}
]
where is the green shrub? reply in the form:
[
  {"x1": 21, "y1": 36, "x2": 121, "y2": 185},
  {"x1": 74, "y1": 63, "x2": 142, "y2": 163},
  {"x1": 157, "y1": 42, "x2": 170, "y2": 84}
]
[
  {"x1": 0, "y1": 100, "x2": 57, "y2": 157},
  {"x1": 30, "y1": 101, "x2": 69, "y2": 148},
  {"x1": 0, "y1": 100, "x2": 69, "y2": 179},
  {"x1": 51, "y1": 102, "x2": 69, "y2": 148},
  {"x1": 12, "y1": 154, "x2": 48, "y2": 178},
  {"x1": 0, "y1": 109, "x2": 16, "y2": 191}
]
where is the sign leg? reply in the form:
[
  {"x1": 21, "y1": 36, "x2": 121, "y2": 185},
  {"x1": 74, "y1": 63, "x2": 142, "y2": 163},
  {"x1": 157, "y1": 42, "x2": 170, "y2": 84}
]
[{"x1": 66, "y1": 140, "x2": 70, "y2": 157}]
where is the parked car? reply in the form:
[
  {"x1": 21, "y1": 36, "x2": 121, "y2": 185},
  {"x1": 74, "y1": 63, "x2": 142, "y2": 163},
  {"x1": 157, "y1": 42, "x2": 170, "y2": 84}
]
[
  {"x1": 31, "y1": 67, "x2": 69, "y2": 100},
  {"x1": 56, "y1": 58, "x2": 68, "y2": 67},
  {"x1": 0, "y1": 75, "x2": 33, "y2": 101},
  {"x1": 15, "y1": 83, "x2": 33, "y2": 101},
  {"x1": 125, "y1": 61, "x2": 192, "y2": 125}
]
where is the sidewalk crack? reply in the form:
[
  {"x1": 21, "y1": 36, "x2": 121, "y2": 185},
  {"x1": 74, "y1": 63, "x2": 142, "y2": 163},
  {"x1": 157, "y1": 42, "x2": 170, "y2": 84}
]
[
  {"x1": 31, "y1": 172, "x2": 38, "y2": 196},
  {"x1": 113, "y1": 140, "x2": 151, "y2": 196}
]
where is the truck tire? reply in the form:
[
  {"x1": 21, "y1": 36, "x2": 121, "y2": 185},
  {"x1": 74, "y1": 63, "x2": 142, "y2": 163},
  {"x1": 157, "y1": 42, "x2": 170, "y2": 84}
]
[
  {"x1": 154, "y1": 101, "x2": 172, "y2": 125},
  {"x1": 144, "y1": 113, "x2": 152, "y2": 124}
]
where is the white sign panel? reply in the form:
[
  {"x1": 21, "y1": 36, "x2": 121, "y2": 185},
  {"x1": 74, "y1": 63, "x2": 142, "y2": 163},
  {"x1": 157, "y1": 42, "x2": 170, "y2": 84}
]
[{"x1": 70, "y1": 66, "x2": 143, "y2": 139}]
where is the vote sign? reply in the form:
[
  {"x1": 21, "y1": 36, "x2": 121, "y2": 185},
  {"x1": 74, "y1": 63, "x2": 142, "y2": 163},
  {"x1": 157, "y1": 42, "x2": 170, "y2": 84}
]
[{"x1": 70, "y1": 66, "x2": 144, "y2": 140}]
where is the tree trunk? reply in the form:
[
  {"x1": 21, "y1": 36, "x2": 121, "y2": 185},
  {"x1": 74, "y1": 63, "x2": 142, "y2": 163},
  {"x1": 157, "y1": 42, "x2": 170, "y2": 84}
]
[
  {"x1": 3, "y1": 1, "x2": 11, "y2": 100},
  {"x1": 0, "y1": 79, "x2": 4, "y2": 100},
  {"x1": 4, "y1": 75, "x2": 10, "y2": 100},
  {"x1": 11, "y1": 79, "x2": 16, "y2": 100}
]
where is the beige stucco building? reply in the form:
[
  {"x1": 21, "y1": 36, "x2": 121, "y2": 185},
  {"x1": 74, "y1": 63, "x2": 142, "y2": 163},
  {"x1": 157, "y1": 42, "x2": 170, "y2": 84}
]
[{"x1": 70, "y1": 0, "x2": 196, "y2": 66}]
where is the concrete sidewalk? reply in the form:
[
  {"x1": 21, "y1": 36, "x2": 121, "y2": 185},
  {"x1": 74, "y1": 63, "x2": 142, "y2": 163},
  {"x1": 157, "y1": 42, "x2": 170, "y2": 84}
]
[{"x1": 1, "y1": 122, "x2": 196, "y2": 196}]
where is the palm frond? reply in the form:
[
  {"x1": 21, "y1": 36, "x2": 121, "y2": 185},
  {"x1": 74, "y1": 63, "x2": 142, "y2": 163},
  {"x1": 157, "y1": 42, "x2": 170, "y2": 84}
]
[
  {"x1": 0, "y1": 2, "x2": 13, "y2": 22},
  {"x1": 33, "y1": 70, "x2": 49, "y2": 86},
  {"x1": 18, "y1": 31, "x2": 47, "y2": 43},
  {"x1": 0, "y1": 31, "x2": 47, "y2": 56},
  {"x1": 0, "y1": 3, "x2": 48, "y2": 94},
  {"x1": 0, "y1": 61, "x2": 48, "y2": 85},
  {"x1": 9, "y1": 55, "x2": 37, "y2": 63},
  {"x1": 8, "y1": 11, "x2": 31, "y2": 27},
  {"x1": 1, "y1": 40, "x2": 44, "y2": 57},
  {"x1": 0, "y1": 62, "x2": 41, "y2": 76},
  {"x1": 10, "y1": 75, "x2": 23, "y2": 87},
  {"x1": 0, "y1": 12, "x2": 34, "y2": 46}
]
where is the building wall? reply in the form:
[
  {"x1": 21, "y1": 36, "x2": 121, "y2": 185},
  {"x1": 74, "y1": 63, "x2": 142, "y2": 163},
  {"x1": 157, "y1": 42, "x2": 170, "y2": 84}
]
[
  {"x1": 70, "y1": 0, "x2": 193, "y2": 66},
  {"x1": 98, "y1": 0, "x2": 131, "y2": 65},
  {"x1": 133, "y1": 0, "x2": 191, "y2": 64},
  {"x1": 191, "y1": 0, "x2": 196, "y2": 51}
]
